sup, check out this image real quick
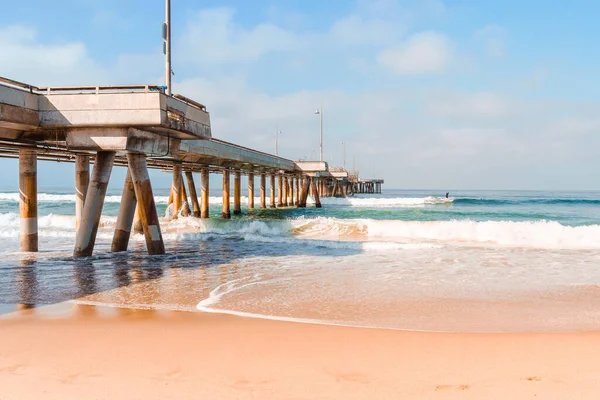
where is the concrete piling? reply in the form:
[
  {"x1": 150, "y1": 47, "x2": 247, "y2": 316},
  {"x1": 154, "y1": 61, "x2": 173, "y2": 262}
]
[
  {"x1": 133, "y1": 205, "x2": 143, "y2": 234},
  {"x1": 248, "y1": 173, "x2": 255, "y2": 209},
  {"x1": 233, "y1": 170, "x2": 241, "y2": 215},
  {"x1": 171, "y1": 164, "x2": 182, "y2": 219},
  {"x1": 185, "y1": 171, "x2": 201, "y2": 217},
  {"x1": 311, "y1": 178, "x2": 322, "y2": 208},
  {"x1": 222, "y1": 169, "x2": 231, "y2": 219},
  {"x1": 295, "y1": 177, "x2": 300, "y2": 205},
  {"x1": 300, "y1": 177, "x2": 311, "y2": 207},
  {"x1": 270, "y1": 175, "x2": 276, "y2": 208},
  {"x1": 180, "y1": 173, "x2": 191, "y2": 217},
  {"x1": 74, "y1": 151, "x2": 115, "y2": 257},
  {"x1": 260, "y1": 173, "x2": 266, "y2": 208},
  {"x1": 75, "y1": 155, "x2": 89, "y2": 233},
  {"x1": 111, "y1": 169, "x2": 136, "y2": 252},
  {"x1": 127, "y1": 153, "x2": 165, "y2": 255},
  {"x1": 201, "y1": 167, "x2": 209, "y2": 219},
  {"x1": 277, "y1": 175, "x2": 283, "y2": 207},
  {"x1": 19, "y1": 149, "x2": 38, "y2": 252},
  {"x1": 282, "y1": 176, "x2": 288, "y2": 207}
]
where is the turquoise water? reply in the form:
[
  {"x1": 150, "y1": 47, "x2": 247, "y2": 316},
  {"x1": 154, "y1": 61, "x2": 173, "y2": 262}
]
[{"x1": 1, "y1": 188, "x2": 600, "y2": 331}]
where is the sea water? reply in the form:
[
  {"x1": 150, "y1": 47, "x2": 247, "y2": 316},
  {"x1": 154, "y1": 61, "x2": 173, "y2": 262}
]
[{"x1": 1, "y1": 188, "x2": 600, "y2": 332}]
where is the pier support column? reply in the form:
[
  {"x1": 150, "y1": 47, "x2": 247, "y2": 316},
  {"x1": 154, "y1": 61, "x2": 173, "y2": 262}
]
[
  {"x1": 277, "y1": 175, "x2": 283, "y2": 207},
  {"x1": 290, "y1": 178, "x2": 295, "y2": 206},
  {"x1": 332, "y1": 181, "x2": 339, "y2": 197},
  {"x1": 180, "y1": 173, "x2": 191, "y2": 217},
  {"x1": 248, "y1": 173, "x2": 255, "y2": 209},
  {"x1": 282, "y1": 176, "x2": 288, "y2": 207},
  {"x1": 301, "y1": 177, "x2": 311, "y2": 207},
  {"x1": 75, "y1": 155, "x2": 89, "y2": 233},
  {"x1": 260, "y1": 173, "x2": 266, "y2": 208},
  {"x1": 311, "y1": 178, "x2": 322, "y2": 208},
  {"x1": 295, "y1": 177, "x2": 300, "y2": 205},
  {"x1": 111, "y1": 169, "x2": 136, "y2": 252},
  {"x1": 74, "y1": 151, "x2": 115, "y2": 257},
  {"x1": 201, "y1": 167, "x2": 209, "y2": 219},
  {"x1": 19, "y1": 149, "x2": 38, "y2": 252},
  {"x1": 222, "y1": 170, "x2": 231, "y2": 219},
  {"x1": 127, "y1": 153, "x2": 165, "y2": 255},
  {"x1": 133, "y1": 205, "x2": 143, "y2": 234},
  {"x1": 171, "y1": 164, "x2": 182, "y2": 219},
  {"x1": 233, "y1": 171, "x2": 241, "y2": 215},
  {"x1": 270, "y1": 175, "x2": 276, "y2": 208},
  {"x1": 185, "y1": 171, "x2": 201, "y2": 217}
]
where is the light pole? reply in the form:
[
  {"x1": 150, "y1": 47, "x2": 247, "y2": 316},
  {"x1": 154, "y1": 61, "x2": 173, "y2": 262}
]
[
  {"x1": 341, "y1": 141, "x2": 346, "y2": 169},
  {"x1": 276, "y1": 129, "x2": 281, "y2": 156},
  {"x1": 163, "y1": 0, "x2": 172, "y2": 95},
  {"x1": 314, "y1": 106, "x2": 323, "y2": 161}
]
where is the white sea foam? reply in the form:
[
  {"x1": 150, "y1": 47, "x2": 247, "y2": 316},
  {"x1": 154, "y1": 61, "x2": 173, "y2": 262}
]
[
  {"x1": 0, "y1": 211, "x2": 597, "y2": 249},
  {"x1": 314, "y1": 196, "x2": 452, "y2": 207}
]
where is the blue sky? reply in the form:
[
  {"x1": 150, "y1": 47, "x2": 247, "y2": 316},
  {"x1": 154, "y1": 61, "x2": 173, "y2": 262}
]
[{"x1": 1, "y1": 0, "x2": 600, "y2": 189}]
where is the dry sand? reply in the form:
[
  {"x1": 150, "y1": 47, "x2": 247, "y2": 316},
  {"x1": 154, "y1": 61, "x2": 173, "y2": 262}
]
[{"x1": 1, "y1": 306, "x2": 600, "y2": 399}]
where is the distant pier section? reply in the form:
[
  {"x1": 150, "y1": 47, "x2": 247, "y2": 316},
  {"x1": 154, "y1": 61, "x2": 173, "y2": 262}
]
[{"x1": 0, "y1": 76, "x2": 384, "y2": 257}]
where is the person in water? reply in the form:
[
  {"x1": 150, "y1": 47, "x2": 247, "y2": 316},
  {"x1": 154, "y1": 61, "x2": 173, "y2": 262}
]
[{"x1": 445, "y1": 192, "x2": 449, "y2": 199}]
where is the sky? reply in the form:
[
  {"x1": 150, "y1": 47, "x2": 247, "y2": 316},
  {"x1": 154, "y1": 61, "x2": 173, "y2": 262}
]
[{"x1": 1, "y1": 0, "x2": 600, "y2": 190}]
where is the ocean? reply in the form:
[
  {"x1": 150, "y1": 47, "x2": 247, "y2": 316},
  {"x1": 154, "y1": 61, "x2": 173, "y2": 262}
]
[{"x1": 1, "y1": 188, "x2": 600, "y2": 332}]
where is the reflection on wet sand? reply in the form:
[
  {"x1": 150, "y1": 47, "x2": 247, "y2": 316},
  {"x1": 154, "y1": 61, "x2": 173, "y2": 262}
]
[{"x1": 17, "y1": 257, "x2": 37, "y2": 311}]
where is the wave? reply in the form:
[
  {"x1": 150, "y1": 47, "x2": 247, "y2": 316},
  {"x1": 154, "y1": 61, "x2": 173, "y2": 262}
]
[
  {"x1": 454, "y1": 198, "x2": 600, "y2": 206},
  {"x1": 315, "y1": 196, "x2": 452, "y2": 207},
  {"x1": 0, "y1": 211, "x2": 598, "y2": 249}
]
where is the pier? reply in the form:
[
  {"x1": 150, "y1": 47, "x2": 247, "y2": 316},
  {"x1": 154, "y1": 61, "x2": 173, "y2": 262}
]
[{"x1": 0, "y1": 76, "x2": 384, "y2": 256}]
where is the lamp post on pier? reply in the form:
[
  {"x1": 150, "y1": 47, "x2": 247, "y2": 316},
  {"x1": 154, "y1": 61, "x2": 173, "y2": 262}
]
[
  {"x1": 163, "y1": 0, "x2": 172, "y2": 95},
  {"x1": 341, "y1": 141, "x2": 346, "y2": 170},
  {"x1": 276, "y1": 129, "x2": 281, "y2": 156},
  {"x1": 314, "y1": 106, "x2": 323, "y2": 161}
]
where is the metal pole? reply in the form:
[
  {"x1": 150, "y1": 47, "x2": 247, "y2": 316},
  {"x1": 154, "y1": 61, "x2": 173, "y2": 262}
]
[
  {"x1": 341, "y1": 141, "x2": 346, "y2": 169},
  {"x1": 319, "y1": 105, "x2": 323, "y2": 161},
  {"x1": 276, "y1": 129, "x2": 280, "y2": 156},
  {"x1": 164, "y1": 0, "x2": 172, "y2": 96}
]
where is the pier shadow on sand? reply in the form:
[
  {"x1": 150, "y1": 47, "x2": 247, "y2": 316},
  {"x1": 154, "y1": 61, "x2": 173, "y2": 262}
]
[{"x1": 0, "y1": 233, "x2": 362, "y2": 314}]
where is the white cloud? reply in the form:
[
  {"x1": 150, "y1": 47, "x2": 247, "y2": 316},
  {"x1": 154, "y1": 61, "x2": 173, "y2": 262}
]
[
  {"x1": 376, "y1": 31, "x2": 453, "y2": 74},
  {"x1": 426, "y1": 91, "x2": 511, "y2": 119},
  {"x1": 474, "y1": 25, "x2": 507, "y2": 59}
]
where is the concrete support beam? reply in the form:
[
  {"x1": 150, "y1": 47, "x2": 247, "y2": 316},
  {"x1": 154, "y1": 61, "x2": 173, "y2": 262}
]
[
  {"x1": 171, "y1": 164, "x2": 182, "y2": 219},
  {"x1": 111, "y1": 169, "x2": 136, "y2": 252},
  {"x1": 311, "y1": 178, "x2": 322, "y2": 208},
  {"x1": 248, "y1": 173, "x2": 255, "y2": 209},
  {"x1": 127, "y1": 153, "x2": 165, "y2": 255},
  {"x1": 75, "y1": 155, "x2": 89, "y2": 233},
  {"x1": 277, "y1": 175, "x2": 283, "y2": 207},
  {"x1": 270, "y1": 175, "x2": 276, "y2": 208},
  {"x1": 201, "y1": 167, "x2": 209, "y2": 219},
  {"x1": 260, "y1": 173, "x2": 266, "y2": 208},
  {"x1": 185, "y1": 171, "x2": 201, "y2": 217},
  {"x1": 233, "y1": 171, "x2": 242, "y2": 215},
  {"x1": 74, "y1": 151, "x2": 115, "y2": 257},
  {"x1": 222, "y1": 170, "x2": 231, "y2": 219},
  {"x1": 19, "y1": 149, "x2": 38, "y2": 252},
  {"x1": 180, "y1": 173, "x2": 191, "y2": 217},
  {"x1": 133, "y1": 205, "x2": 143, "y2": 234}
]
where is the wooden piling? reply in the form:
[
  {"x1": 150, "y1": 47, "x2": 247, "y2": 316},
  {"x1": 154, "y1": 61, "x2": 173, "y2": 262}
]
[
  {"x1": 282, "y1": 176, "x2": 288, "y2": 207},
  {"x1": 311, "y1": 178, "x2": 322, "y2": 208},
  {"x1": 171, "y1": 164, "x2": 182, "y2": 219},
  {"x1": 270, "y1": 175, "x2": 276, "y2": 208},
  {"x1": 111, "y1": 169, "x2": 136, "y2": 252},
  {"x1": 290, "y1": 177, "x2": 295, "y2": 206},
  {"x1": 233, "y1": 170, "x2": 241, "y2": 215},
  {"x1": 222, "y1": 169, "x2": 231, "y2": 219},
  {"x1": 75, "y1": 155, "x2": 89, "y2": 233},
  {"x1": 301, "y1": 177, "x2": 311, "y2": 207},
  {"x1": 127, "y1": 153, "x2": 165, "y2": 255},
  {"x1": 201, "y1": 167, "x2": 209, "y2": 218},
  {"x1": 332, "y1": 181, "x2": 339, "y2": 197},
  {"x1": 74, "y1": 151, "x2": 115, "y2": 257},
  {"x1": 248, "y1": 173, "x2": 255, "y2": 209},
  {"x1": 19, "y1": 149, "x2": 38, "y2": 252},
  {"x1": 295, "y1": 177, "x2": 300, "y2": 205},
  {"x1": 260, "y1": 173, "x2": 266, "y2": 208},
  {"x1": 185, "y1": 171, "x2": 201, "y2": 217}
]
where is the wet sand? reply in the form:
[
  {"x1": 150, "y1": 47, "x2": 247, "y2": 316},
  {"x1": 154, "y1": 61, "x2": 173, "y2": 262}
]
[{"x1": 1, "y1": 306, "x2": 600, "y2": 399}]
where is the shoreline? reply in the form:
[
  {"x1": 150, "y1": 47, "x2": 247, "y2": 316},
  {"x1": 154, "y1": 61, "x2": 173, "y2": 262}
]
[{"x1": 1, "y1": 305, "x2": 600, "y2": 399}]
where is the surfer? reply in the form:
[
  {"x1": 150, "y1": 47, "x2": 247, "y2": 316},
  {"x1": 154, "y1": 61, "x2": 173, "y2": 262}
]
[{"x1": 445, "y1": 192, "x2": 449, "y2": 199}]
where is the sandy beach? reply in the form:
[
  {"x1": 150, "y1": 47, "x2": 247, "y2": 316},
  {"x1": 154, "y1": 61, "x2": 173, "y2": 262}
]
[{"x1": 1, "y1": 306, "x2": 599, "y2": 400}]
